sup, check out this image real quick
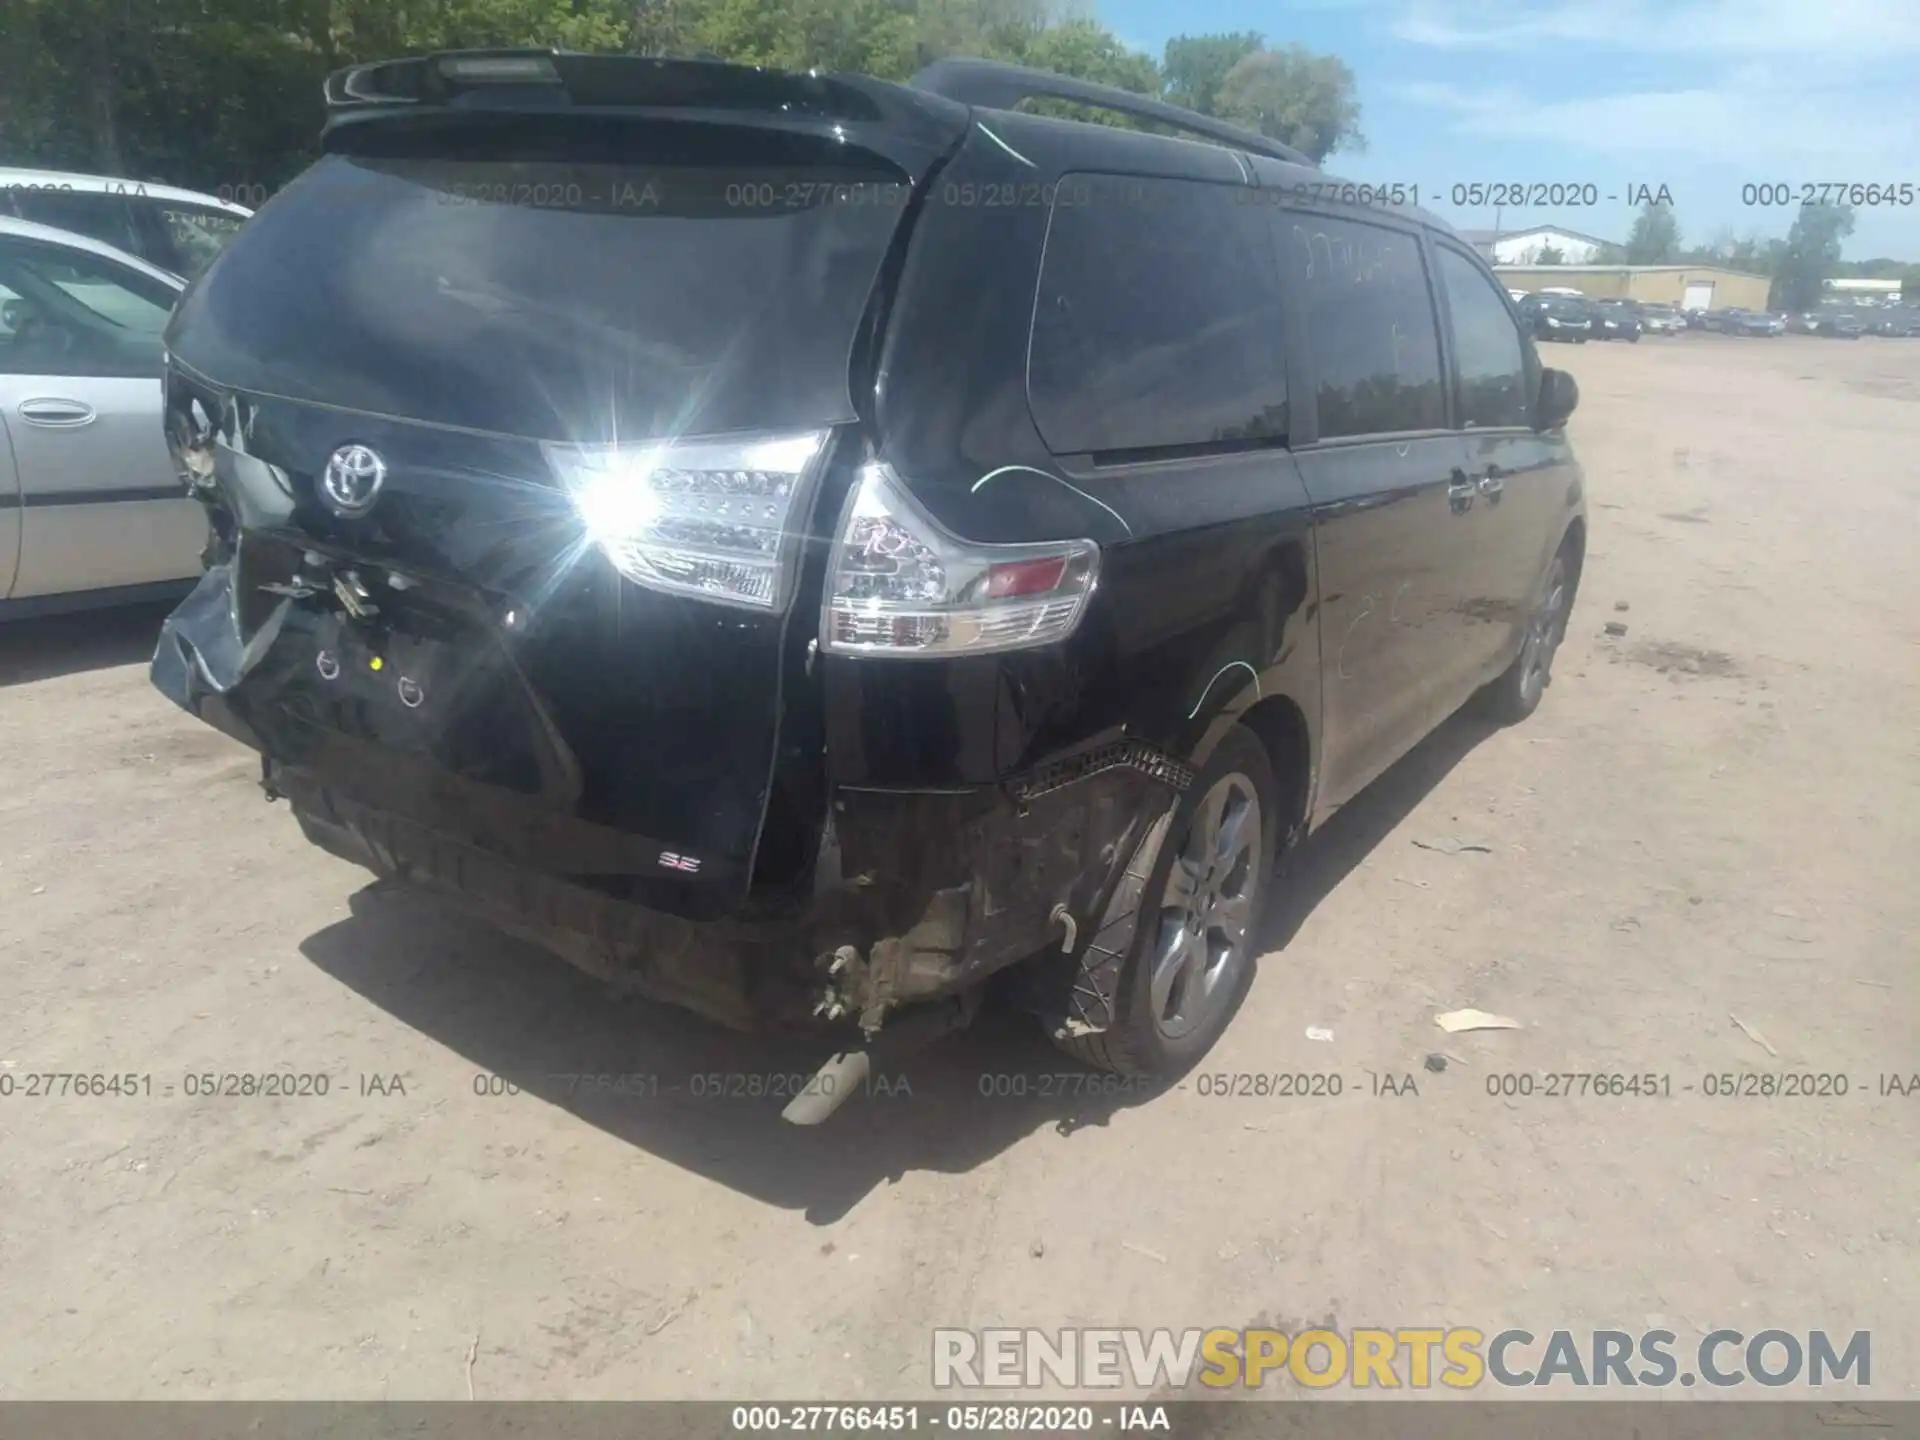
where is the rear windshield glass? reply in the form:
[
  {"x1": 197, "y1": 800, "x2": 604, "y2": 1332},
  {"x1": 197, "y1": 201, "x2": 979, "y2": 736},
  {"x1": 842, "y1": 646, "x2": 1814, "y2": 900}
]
[{"x1": 164, "y1": 125, "x2": 908, "y2": 442}]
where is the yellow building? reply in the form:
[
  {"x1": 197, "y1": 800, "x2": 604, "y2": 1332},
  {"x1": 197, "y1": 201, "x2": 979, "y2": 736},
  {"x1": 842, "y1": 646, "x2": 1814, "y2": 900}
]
[{"x1": 1492, "y1": 264, "x2": 1772, "y2": 311}]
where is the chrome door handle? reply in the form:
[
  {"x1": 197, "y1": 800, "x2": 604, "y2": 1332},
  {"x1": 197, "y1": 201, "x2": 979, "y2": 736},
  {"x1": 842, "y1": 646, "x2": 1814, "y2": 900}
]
[
  {"x1": 1447, "y1": 472, "x2": 1477, "y2": 513},
  {"x1": 17, "y1": 397, "x2": 97, "y2": 427}
]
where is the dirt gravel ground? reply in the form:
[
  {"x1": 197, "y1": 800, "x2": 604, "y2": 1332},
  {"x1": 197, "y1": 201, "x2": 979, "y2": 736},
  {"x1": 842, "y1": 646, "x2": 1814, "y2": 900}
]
[{"x1": 1, "y1": 332, "x2": 1915, "y2": 1401}]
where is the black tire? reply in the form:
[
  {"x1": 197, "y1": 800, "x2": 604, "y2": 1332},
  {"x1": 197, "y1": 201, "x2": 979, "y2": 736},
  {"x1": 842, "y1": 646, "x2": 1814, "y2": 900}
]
[
  {"x1": 1478, "y1": 548, "x2": 1572, "y2": 725},
  {"x1": 1053, "y1": 727, "x2": 1280, "y2": 1077},
  {"x1": 1628, "y1": 331, "x2": 1642, "y2": 343}
]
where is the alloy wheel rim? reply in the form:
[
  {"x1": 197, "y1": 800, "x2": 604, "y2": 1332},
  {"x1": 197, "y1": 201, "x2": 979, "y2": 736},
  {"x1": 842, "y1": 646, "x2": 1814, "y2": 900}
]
[
  {"x1": 1150, "y1": 774, "x2": 1263, "y2": 1040},
  {"x1": 1520, "y1": 571, "x2": 1567, "y2": 703}
]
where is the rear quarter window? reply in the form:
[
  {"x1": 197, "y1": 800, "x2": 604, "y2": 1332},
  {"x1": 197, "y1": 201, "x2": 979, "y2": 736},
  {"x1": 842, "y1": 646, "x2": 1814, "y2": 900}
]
[{"x1": 1027, "y1": 175, "x2": 1288, "y2": 455}]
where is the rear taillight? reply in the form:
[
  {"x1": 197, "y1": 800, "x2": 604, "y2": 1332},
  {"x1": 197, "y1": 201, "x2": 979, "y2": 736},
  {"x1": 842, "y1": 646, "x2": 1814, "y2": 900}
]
[
  {"x1": 821, "y1": 463, "x2": 1100, "y2": 657},
  {"x1": 544, "y1": 429, "x2": 828, "y2": 612}
]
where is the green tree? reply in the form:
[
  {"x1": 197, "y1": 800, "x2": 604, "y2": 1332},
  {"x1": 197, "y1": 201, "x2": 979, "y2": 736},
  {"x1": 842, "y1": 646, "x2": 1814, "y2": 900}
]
[
  {"x1": 1160, "y1": 31, "x2": 1263, "y2": 116},
  {"x1": 1624, "y1": 202, "x2": 1679, "y2": 264},
  {"x1": 1213, "y1": 43, "x2": 1364, "y2": 161},
  {"x1": 1016, "y1": 19, "x2": 1160, "y2": 93},
  {"x1": 909, "y1": 0, "x2": 1057, "y2": 69},
  {"x1": 685, "y1": 0, "x2": 917, "y2": 77},
  {"x1": 927, "y1": 13, "x2": 1159, "y2": 128},
  {"x1": 1680, "y1": 229, "x2": 1786, "y2": 275},
  {"x1": 0, "y1": 0, "x2": 1368, "y2": 204},
  {"x1": 0, "y1": 0, "x2": 341, "y2": 191},
  {"x1": 1769, "y1": 203, "x2": 1855, "y2": 311},
  {"x1": 1534, "y1": 243, "x2": 1564, "y2": 265}
]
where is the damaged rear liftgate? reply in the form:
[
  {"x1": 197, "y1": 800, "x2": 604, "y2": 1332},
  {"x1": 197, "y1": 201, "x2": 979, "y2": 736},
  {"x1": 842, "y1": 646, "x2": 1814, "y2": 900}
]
[{"x1": 149, "y1": 48, "x2": 1191, "y2": 1123}]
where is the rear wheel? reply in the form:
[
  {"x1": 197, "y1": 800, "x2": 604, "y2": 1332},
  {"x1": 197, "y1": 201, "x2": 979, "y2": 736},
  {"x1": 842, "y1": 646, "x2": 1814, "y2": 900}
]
[
  {"x1": 1053, "y1": 727, "x2": 1278, "y2": 1077},
  {"x1": 1479, "y1": 549, "x2": 1571, "y2": 725}
]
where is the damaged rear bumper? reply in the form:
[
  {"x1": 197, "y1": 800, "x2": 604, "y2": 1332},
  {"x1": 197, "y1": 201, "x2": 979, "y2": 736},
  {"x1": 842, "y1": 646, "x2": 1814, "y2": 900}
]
[
  {"x1": 154, "y1": 567, "x2": 1189, "y2": 1037},
  {"x1": 274, "y1": 761, "x2": 1179, "y2": 1036}
]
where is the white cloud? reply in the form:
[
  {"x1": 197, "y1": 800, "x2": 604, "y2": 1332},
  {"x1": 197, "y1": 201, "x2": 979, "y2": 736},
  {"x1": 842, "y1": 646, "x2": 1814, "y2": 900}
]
[
  {"x1": 1386, "y1": 76, "x2": 1920, "y2": 171},
  {"x1": 1389, "y1": 0, "x2": 1920, "y2": 57},
  {"x1": 1377, "y1": 0, "x2": 1920, "y2": 251}
]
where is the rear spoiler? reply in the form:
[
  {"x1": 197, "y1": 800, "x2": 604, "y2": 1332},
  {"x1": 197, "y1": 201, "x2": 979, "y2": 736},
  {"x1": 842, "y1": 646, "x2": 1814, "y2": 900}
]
[{"x1": 320, "y1": 49, "x2": 970, "y2": 157}]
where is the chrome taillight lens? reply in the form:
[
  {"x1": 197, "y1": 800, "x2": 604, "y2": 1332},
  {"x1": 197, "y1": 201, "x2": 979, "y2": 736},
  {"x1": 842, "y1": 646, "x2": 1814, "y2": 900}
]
[
  {"x1": 544, "y1": 429, "x2": 828, "y2": 612},
  {"x1": 821, "y1": 462, "x2": 1100, "y2": 657}
]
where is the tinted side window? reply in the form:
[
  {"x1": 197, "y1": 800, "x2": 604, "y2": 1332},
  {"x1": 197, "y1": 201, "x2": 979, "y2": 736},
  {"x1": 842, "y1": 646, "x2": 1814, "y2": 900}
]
[
  {"x1": 0, "y1": 238, "x2": 173, "y2": 378},
  {"x1": 1029, "y1": 176, "x2": 1287, "y2": 454},
  {"x1": 8, "y1": 190, "x2": 141, "y2": 254},
  {"x1": 1435, "y1": 246, "x2": 1529, "y2": 428},
  {"x1": 1286, "y1": 214, "x2": 1444, "y2": 438}
]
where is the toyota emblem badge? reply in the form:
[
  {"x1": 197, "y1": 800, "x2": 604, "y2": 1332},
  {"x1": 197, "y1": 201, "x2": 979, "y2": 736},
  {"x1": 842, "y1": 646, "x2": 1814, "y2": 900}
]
[{"x1": 320, "y1": 443, "x2": 386, "y2": 517}]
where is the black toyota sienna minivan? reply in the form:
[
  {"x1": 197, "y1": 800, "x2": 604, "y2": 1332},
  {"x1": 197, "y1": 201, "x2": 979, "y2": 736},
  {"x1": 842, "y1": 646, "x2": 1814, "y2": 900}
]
[{"x1": 154, "y1": 50, "x2": 1584, "y2": 1120}]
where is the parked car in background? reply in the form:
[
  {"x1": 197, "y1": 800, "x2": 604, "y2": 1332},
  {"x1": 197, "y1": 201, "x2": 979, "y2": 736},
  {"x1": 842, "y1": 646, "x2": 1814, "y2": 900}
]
[
  {"x1": 1788, "y1": 310, "x2": 1865, "y2": 338},
  {"x1": 147, "y1": 50, "x2": 1589, "y2": 1109},
  {"x1": 1868, "y1": 307, "x2": 1920, "y2": 336},
  {"x1": 1517, "y1": 291, "x2": 1595, "y2": 342},
  {"x1": 0, "y1": 216, "x2": 203, "y2": 617},
  {"x1": 1591, "y1": 299, "x2": 1643, "y2": 342},
  {"x1": 1699, "y1": 308, "x2": 1775, "y2": 335},
  {"x1": 1638, "y1": 303, "x2": 1686, "y2": 335},
  {"x1": 0, "y1": 168, "x2": 252, "y2": 280}
]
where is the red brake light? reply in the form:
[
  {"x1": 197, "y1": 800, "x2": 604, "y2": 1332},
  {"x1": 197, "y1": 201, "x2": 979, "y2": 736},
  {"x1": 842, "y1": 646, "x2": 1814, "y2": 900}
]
[{"x1": 983, "y1": 556, "x2": 1069, "y2": 599}]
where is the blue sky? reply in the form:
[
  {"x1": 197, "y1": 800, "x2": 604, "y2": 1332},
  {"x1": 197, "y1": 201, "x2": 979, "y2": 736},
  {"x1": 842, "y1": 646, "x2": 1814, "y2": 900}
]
[{"x1": 1097, "y1": 0, "x2": 1920, "y2": 260}]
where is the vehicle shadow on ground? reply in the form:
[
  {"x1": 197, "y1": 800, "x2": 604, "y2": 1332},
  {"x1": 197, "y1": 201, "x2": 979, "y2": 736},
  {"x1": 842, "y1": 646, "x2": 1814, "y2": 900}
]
[
  {"x1": 1257, "y1": 706, "x2": 1500, "y2": 954},
  {"x1": 300, "y1": 704, "x2": 1498, "y2": 1223},
  {"x1": 0, "y1": 600, "x2": 173, "y2": 688}
]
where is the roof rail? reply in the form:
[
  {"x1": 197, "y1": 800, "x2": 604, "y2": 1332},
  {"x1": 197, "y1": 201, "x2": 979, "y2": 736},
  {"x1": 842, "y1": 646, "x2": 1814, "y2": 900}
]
[{"x1": 909, "y1": 57, "x2": 1316, "y2": 169}]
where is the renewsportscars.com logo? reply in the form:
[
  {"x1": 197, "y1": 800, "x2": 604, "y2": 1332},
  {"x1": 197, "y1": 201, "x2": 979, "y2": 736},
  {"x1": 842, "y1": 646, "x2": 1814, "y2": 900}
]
[{"x1": 931, "y1": 1327, "x2": 1872, "y2": 1391}]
